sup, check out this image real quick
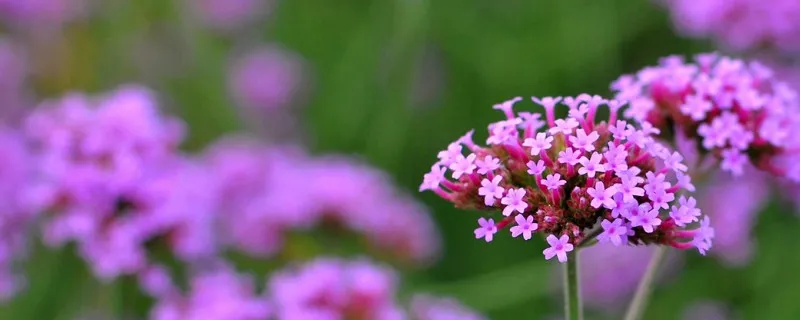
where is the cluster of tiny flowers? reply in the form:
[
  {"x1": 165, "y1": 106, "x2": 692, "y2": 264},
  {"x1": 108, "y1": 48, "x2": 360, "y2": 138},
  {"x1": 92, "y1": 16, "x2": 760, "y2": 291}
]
[
  {"x1": 611, "y1": 53, "x2": 800, "y2": 180},
  {"x1": 205, "y1": 137, "x2": 440, "y2": 264},
  {"x1": 23, "y1": 85, "x2": 219, "y2": 280},
  {"x1": 0, "y1": 128, "x2": 34, "y2": 300},
  {"x1": 149, "y1": 265, "x2": 271, "y2": 320},
  {"x1": 662, "y1": 0, "x2": 800, "y2": 53},
  {"x1": 228, "y1": 45, "x2": 305, "y2": 113},
  {"x1": 267, "y1": 258, "x2": 484, "y2": 320},
  {"x1": 420, "y1": 95, "x2": 714, "y2": 262}
]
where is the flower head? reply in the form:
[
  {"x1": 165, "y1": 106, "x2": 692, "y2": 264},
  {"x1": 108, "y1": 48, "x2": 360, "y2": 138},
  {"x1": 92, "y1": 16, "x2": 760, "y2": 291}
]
[
  {"x1": 611, "y1": 54, "x2": 800, "y2": 180},
  {"x1": 419, "y1": 95, "x2": 714, "y2": 262}
]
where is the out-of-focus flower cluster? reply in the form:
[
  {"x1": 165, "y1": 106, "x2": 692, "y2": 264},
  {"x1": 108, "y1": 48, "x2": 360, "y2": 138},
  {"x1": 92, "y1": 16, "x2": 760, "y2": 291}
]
[
  {"x1": 0, "y1": 0, "x2": 87, "y2": 29},
  {"x1": 662, "y1": 0, "x2": 800, "y2": 53},
  {"x1": 149, "y1": 257, "x2": 484, "y2": 320},
  {"x1": 0, "y1": 128, "x2": 33, "y2": 300},
  {"x1": 612, "y1": 53, "x2": 800, "y2": 180},
  {"x1": 420, "y1": 95, "x2": 714, "y2": 262},
  {"x1": 206, "y1": 137, "x2": 440, "y2": 264}
]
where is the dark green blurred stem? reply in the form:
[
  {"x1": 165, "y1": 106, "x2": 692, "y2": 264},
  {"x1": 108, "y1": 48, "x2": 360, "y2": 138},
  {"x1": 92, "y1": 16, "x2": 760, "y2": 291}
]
[
  {"x1": 579, "y1": 226, "x2": 603, "y2": 248},
  {"x1": 564, "y1": 249, "x2": 583, "y2": 320},
  {"x1": 623, "y1": 246, "x2": 667, "y2": 320}
]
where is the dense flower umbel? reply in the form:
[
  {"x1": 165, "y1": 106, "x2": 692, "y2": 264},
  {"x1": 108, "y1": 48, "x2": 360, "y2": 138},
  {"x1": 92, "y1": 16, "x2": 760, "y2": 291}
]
[
  {"x1": 268, "y1": 258, "x2": 404, "y2": 319},
  {"x1": 23, "y1": 86, "x2": 219, "y2": 279},
  {"x1": 420, "y1": 95, "x2": 714, "y2": 262},
  {"x1": 205, "y1": 137, "x2": 440, "y2": 264},
  {"x1": 611, "y1": 54, "x2": 800, "y2": 180},
  {"x1": 662, "y1": 0, "x2": 800, "y2": 53}
]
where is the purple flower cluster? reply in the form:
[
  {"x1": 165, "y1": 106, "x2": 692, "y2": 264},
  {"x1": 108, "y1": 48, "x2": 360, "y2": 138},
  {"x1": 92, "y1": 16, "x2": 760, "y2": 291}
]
[
  {"x1": 612, "y1": 53, "x2": 800, "y2": 180},
  {"x1": 228, "y1": 45, "x2": 305, "y2": 113},
  {"x1": 205, "y1": 137, "x2": 440, "y2": 264},
  {"x1": 22, "y1": 85, "x2": 218, "y2": 280},
  {"x1": 149, "y1": 265, "x2": 271, "y2": 320},
  {"x1": 663, "y1": 0, "x2": 800, "y2": 53},
  {"x1": 420, "y1": 95, "x2": 714, "y2": 262},
  {"x1": 0, "y1": 0, "x2": 87, "y2": 28},
  {"x1": 0, "y1": 39, "x2": 27, "y2": 121},
  {"x1": 0, "y1": 128, "x2": 33, "y2": 300}
]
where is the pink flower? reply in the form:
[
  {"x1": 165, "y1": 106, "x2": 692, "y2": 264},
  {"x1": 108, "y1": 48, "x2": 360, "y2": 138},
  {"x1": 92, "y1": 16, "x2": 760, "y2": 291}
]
[
  {"x1": 475, "y1": 155, "x2": 500, "y2": 175},
  {"x1": 569, "y1": 129, "x2": 600, "y2": 152},
  {"x1": 477, "y1": 176, "x2": 505, "y2": 206},
  {"x1": 598, "y1": 219, "x2": 628, "y2": 246},
  {"x1": 510, "y1": 215, "x2": 538, "y2": 240},
  {"x1": 543, "y1": 234, "x2": 574, "y2": 262},
  {"x1": 449, "y1": 153, "x2": 477, "y2": 179},
  {"x1": 541, "y1": 174, "x2": 566, "y2": 191},
  {"x1": 586, "y1": 181, "x2": 617, "y2": 209},
  {"x1": 474, "y1": 218, "x2": 498, "y2": 242},
  {"x1": 500, "y1": 188, "x2": 528, "y2": 216}
]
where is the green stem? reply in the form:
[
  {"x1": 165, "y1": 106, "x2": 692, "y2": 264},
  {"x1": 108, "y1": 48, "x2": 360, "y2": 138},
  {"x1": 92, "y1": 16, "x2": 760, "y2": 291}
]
[
  {"x1": 564, "y1": 249, "x2": 583, "y2": 320},
  {"x1": 623, "y1": 246, "x2": 667, "y2": 320}
]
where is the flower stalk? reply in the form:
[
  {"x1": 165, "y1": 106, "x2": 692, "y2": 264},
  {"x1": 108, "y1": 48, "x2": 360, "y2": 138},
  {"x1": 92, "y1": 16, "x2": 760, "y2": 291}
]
[
  {"x1": 564, "y1": 248, "x2": 583, "y2": 320},
  {"x1": 623, "y1": 246, "x2": 667, "y2": 320}
]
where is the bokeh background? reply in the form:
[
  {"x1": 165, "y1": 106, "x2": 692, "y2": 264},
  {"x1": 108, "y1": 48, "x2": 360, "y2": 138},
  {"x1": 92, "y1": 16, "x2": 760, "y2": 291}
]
[{"x1": 0, "y1": 0, "x2": 798, "y2": 319}]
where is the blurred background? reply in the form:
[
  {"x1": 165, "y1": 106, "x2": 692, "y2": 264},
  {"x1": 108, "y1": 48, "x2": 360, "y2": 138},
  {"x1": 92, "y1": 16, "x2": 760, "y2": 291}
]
[{"x1": 0, "y1": 0, "x2": 798, "y2": 319}]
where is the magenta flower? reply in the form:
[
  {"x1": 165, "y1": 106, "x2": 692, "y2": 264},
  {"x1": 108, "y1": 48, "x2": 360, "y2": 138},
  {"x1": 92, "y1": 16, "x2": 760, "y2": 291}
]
[
  {"x1": 187, "y1": 0, "x2": 273, "y2": 32},
  {"x1": 474, "y1": 218, "x2": 498, "y2": 242},
  {"x1": 510, "y1": 214, "x2": 538, "y2": 240},
  {"x1": 478, "y1": 176, "x2": 505, "y2": 206},
  {"x1": 544, "y1": 234, "x2": 574, "y2": 262},
  {"x1": 500, "y1": 188, "x2": 528, "y2": 216},
  {"x1": 598, "y1": 219, "x2": 628, "y2": 246},
  {"x1": 227, "y1": 45, "x2": 305, "y2": 113},
  {"x1": 419, "y1": 94, "x2": 714, "y2": 262},
  {"x1": 611, "y1": 54, "x2": 800, "y2": 179},
  {"x1": 475, "y1": 155, "x2": 500, "y2": 175}
]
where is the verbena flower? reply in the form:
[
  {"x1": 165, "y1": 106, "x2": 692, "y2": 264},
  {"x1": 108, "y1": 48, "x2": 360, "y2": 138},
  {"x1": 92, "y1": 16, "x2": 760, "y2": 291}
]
[
  {"x1": 420, "y1": 95, "x2": 714, "y2": 262},
  {"x1": 662, "y1": 0, "x2": 800, "y2": 53},
  {"x1": 267, "y1": 258, "x2": 404, "y2": 319},
  {"x1": 409, "y1": 294, "x2": 486, "y2": 320},
  {"x1": 0, "y1": 127, "x2": 34, "y2": 301},
  {"x1": 611, "y1": 54, "x2": 800, "y2": 180},
  {"x1": 0, "y1": 0, "x2": 87, "y2": 29},
  {"x1": 150, "y1": 265, "x2": 270, "y2": 320},
  {"x1": 228, "y1": 45, "x2": 305, "y2": 113},
  {"x1": 23, "y1": 85, "x2": 218, "y2": 280},
  {"x1": 205, "y1": 137, "x2": 440, "y2": 265}
]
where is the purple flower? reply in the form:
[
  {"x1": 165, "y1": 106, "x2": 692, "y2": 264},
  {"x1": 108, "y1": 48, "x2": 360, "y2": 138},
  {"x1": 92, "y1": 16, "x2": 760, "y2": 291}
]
[
  {"x1": 477, "y1": 176, "x2": 504, "y2": 206},
  {"x1": 449, "y1": 153, "x2": 477, "y2": 179},
  {"x1": 228, "y1": 45, "x2": 305, "y2": 113},
  {"x1": 474, "y1": 218, "x2": 498, "y2": 242},
  {"x1": 0, "y1": 127, "x2": 32, "y2": 300},
  {"x1": 543, "y1": 234, "x2": 574, "y2": 262},
  {"x1": 586, "y1": 181, "x2": 617, "y2": 209},
  {"x1": 0, "y1": 0, "x2": 87, "y2": 28},
  {"x1": 693, "y1": 216, "x2": 715, "y2": 255},
  {"x1": 475, "y1": 155, "x2": 500, "y2": 175},
  {"x1": 578, "y1": 152, "x2": 605, "y2": 177},
  {"x1": 670, "y1": 196, "x2": 701, "y2": 227},
  {"x1": 500, "y1": 188, "x2": 528, "y2": 216},
  {"x1": 267, "y1": 258, "x2": 404, "y2": 319},
  {"x1": 629, "y1": 205, "x2": 662, "y2": 233},
  {"x1": 598, "y1": 219, "x2": 628, "y2": 246},
  {"x1": 611, "y1": 53, "x2": 800, "y2": 180},
  {"x1": 419, "y1": 94, "x2": 714, "y2": 262},
  {"x1": 510, "y1": 215, "x2": 538, "y2": 240},
  {"x1": 150, "y1": 266, "x2": 270, "y2": 320},
  {"x1": 523, "y1": 132, "x2": 554, "y2": 155},
  {"x1": 569, "y1": 129, "x2": 600, "y2": 152},
  {"x1": 541, "y1": 174, "x2": 566, "y2": 191}
]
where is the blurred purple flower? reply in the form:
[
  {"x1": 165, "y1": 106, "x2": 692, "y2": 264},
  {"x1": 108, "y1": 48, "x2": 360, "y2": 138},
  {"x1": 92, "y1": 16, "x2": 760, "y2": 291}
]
[
  {"x1": 151, "y1": 266, "x2": 270, "y2": 320},
  {"x1": 0, "y1": 0, "x2": 87, "y2": 28},
  {"x1": 576, "y1": 244, "x2": 682, "y2": 311},
  {"x1": 409, "y1": 294, "x2": 486, "y2": 320},
  {"x1": 0, "y1": 39, "x2": 27, "y2": 121},
  {"x1": 204, "y1": 137, "x2": 440, "y2": 265},
  {"x1": 662, "y1": 0, "x2": 800, "y2": 53},
  {"x1": 697, "y1": 168, "x2": 770, "y2": 266},
  {"x1": 267, "y1": 258, "x2": 404, "y2": 319},
  {"x1": 23, "y1": 85, "x2": 220, "y2": 280},
  {"x1": 227, "y1": 45, "x2": 305, "y2": 113},
  {"x1": 0, "y1": 127, "x2": 33, "y2": 301},
  {"x1": 187, "y1": 0, "x2": 273, "y2": 32}
]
